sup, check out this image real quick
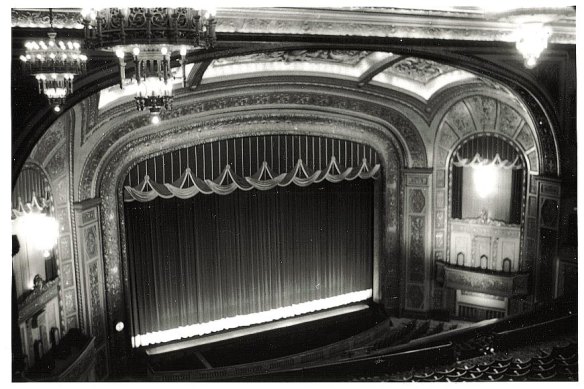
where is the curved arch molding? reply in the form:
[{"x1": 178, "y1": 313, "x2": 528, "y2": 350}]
[
  {"x1": 431, "y1": 94, "x2": 550, "y2": 311},
  {"x1": 94, "y1": 111, "x2": 405, "y2": 367},
  {"x1": 79, "y1": 89, "x2": 427, "y2": 200}
]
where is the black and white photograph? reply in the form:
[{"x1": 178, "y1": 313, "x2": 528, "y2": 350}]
[{"x1": 9, "y1": 3, "x2": 577, "y2": 382}]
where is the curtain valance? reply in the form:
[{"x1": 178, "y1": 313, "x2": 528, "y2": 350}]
[
  {"x1": 452, "y1": 152, "x2": 522, "y2": 170},
  {"x1": 124, "y1": 156, "x2": 380, "y2": 202}
]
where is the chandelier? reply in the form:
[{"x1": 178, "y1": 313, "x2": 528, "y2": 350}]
[
  {"x1": 12, "y1": 192, "x2": 59, "y2": 259},
  {"x1": 20, "y1": 9, "x2": 87, "y2": 111},
  {"x1": 81, "y1": 8, "x2": 217, "y2": 123}
]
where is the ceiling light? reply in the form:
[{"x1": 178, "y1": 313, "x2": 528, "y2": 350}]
[
  {"x1": 20, "y1": 9, "x2": 87, "y2": 108},
  {"x1": 81, "y1": 8, "x2": 217, "y2": 116},
  {"x1": 515, "y1": 23, "x2": 551, "y2": 69}
]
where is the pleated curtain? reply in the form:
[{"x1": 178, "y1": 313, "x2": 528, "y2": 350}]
[{"x1": 124, "y1": 179, "x2": 374, "y2": 343}]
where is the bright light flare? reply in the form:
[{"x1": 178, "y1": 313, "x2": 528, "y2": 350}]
[
  {"x1": 473, "y1": 165, "x2": 497, "y2": 198},
  {"x1": 16, "y1": 213, "x2": 59, "y2": 252},
  {"x1": 132, "y1": 289, "x2": 372, "y2": 347}
]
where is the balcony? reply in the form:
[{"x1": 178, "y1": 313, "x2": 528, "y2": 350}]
[{"x1": 436, "y1": 261, "x2": 530, "y2": 298}]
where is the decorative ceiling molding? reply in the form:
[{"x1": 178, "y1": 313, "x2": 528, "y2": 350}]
[
  {"x1": 12, "y1": 9, "x2": 84, "y2": 29},
  {"x1": 203, "y1": 52, "x2": 475, "y2": 102},
  {"x1": 78, "y1": 88, "x2": 429, "y2": 200},
  {"x1": 384, "y1": 57, "x2": 459, "y2": 84},
  {"x1": 212, "y1": 50, "x2": 372, "y2": 66},
  {"x1": 12, "y1": 7, "x2": 576, "y2": 44}
]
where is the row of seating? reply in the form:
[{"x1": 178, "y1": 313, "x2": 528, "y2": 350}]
[
  {"x1": 370, "y1": 319, "x2": 454, "y2": 352},
  {"x1": 385, "y1": 340, "x2": 577, "y2": 382}
]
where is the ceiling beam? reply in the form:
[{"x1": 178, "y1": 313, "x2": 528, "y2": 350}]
[
  {"x1": 187, "y1": 60, "x2": 213, "y2": 89},
  {"x1": 357, "y1": 55, "x2": 404, "y2": 87}
]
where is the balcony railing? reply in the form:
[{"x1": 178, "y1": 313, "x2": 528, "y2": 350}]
[{"x1": 435, "y1": 261, "x2": 530, "y2": 298}]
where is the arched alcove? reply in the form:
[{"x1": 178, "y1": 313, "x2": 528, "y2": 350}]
[{"x1": 431, "y1": 93, "x2": 561, "y2": 319}]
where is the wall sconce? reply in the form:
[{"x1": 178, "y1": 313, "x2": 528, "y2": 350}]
[{"x1": 515, "y1": 22, "x2": 551, "y2": 69}]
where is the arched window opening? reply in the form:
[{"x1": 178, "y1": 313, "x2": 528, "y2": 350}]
[{"x1": 451, "y1": 135, "x2": 523, "y2": 224}]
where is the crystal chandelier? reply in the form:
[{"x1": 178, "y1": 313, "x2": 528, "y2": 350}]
[
  {"x1": 80, "y1": 8, "x2": 217, "y2": 123},
  {"x1": 20, "y1": 9, "x2": 87, "y2": 111}
]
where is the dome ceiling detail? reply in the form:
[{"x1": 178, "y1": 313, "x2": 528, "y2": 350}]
[
  {"x1": 382, "y1": 57, "x2": 458, "y2": 84},
  {"x1": 202, "y1": 50, "x2": 475, "y2": 101}
]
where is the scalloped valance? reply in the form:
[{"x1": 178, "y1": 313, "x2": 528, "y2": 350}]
[
  {"x1": 123, "y1": 134, "x2": 381, "y2": 202},
  {"x1": 125, "y1": 156, "x2": 380, "y2": 202},
  {"x1": 453, "y1": 152, "x2": 522, "y2": 170}
]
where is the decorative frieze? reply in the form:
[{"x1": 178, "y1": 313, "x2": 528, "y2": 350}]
[
  {"x1": 17, "y1": 277, "x2": 60, "y2": 323},
  {"x1": 410, "y1": 190, "x2": 426, "y2": 213},
  {"x1": 62, "y1": 263, "x2": 74, "y2": 288},
  {"x1": 64, "y1": 289, "x2": 77, "y2": 313},
  {"x1": 81, "y1": 209, "x2": 97, "y2": 225},
  {"x1": 443, "y1": 264, "x2": 529, "y2": 297},
  {"x1": 408, "y1": 216, "x2": 425, "y2": 283},
  {"x1": 84, "y1": 225, "x2": 98, "y2": 259},
  {"x1": 59, "y1": 236, "x2": 71, "y2": 261}
]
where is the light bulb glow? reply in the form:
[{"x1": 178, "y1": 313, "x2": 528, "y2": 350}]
[
  {"x1": 132, "y1": 47, "x2": 140, "y2": 56},
  {"x1": 473, "y1": 165, "x2": 497, "y2": 198},
  {"x1": 16, "y1": 213, "x2": 59, "y2": 252},
  {"x1": 115, "y1": 49, "x2": 125, "y2": 59},
  {"x1": 132, "y1": 289, "x2": 372, "y2": 347},
  {"x1": 151, "y1": 115, "x2": 160, "y2": 125},
  {"x1": 515, "y1": 23, "x2": 551, "y2": 69}
]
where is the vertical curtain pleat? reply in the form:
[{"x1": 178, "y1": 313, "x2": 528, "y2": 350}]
[
  {"x1": 124, "y1": 179, "x2": 374, "y2": 339},
  {"x1": 452, "y1": 166, "x2": 463, "y2": 219}
]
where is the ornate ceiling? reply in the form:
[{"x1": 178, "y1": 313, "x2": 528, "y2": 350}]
[
  {"x1": 11, "y1": 7, "x2": 576, "y2": 43},
  {"x1": 11, "y1": 6, "x2": 574, "y2": 185},
  {"x1": 203, "y1": 50, "x2": 476, "y2": 101},
  {"x1": 96, "y1": 50, "x2": 477, "y2": 107}
]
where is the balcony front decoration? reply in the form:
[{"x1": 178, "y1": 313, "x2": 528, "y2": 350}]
[
  {"x1": 20, "y1": 9, "x2": 87, "y2": 112},
  {"x1": 80, "y1": 7, "x2": 217, "y2": 123}
]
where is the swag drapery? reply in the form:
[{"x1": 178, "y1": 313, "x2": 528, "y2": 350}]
[{"x1": 123, "y1": 135, "x2": 380, "y2": 348}]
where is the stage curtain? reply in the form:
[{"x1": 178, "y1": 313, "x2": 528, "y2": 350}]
[{"x1": 124, "y1": 179, "x2": 373, "y2": 345}]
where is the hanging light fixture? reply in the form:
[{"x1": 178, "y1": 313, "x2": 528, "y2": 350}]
[
  {"x1": 515, "y1": 22, "x2": 551, "y2": 69},
  {"x1": 12, "y1": 192, "x2": 59, "y2": 259},
  {"x1": 80, "y1": 8, "x2": 217, "y2": 123},
  {"x1": 20, "y1": 9, "x2": 87, "y2": 111}
]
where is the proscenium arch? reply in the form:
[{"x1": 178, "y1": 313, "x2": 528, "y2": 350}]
[
  {"x1": 78, "y1": 86, "x2": 428, "y2": 201},
  {"x1": 94, "y1": 110, "x2": 407, "y2": 368},
  {"x1": 14, "y1": 42, "x2": 562, "y2": 184}
]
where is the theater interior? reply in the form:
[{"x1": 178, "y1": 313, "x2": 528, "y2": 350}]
[{"x1": 11, "y1": 6, "x2": 577, "y2": 382}]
